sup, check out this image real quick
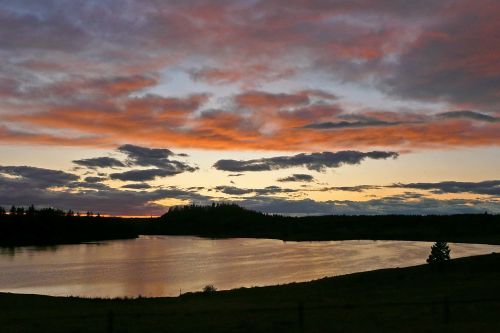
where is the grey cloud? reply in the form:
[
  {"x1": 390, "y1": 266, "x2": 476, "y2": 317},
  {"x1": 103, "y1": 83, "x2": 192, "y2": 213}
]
[
  {"x1": 389, "y1": 192, "x2": 425, "y2": 200},
  {"x1": 303, "y1": 118, "x2": 400, "y2": 130},
  {"x1": 118, "y1": 144, "x2": 197, "y2": 174},
  {"x1": 0, "y1": 172, "x2": 212, "y2": 216},
  {"x1": 0, "y1": 165, "x2": 497, "y2": 216},
  {"x1": 329, "y1": 197, "x2": 498, "y2": 215},
  {"x1": 0, "y1": 165, "x2": 78, "y2": 188},
  {"x1": 392, "y1": 180, "x2": 500, "y2": 196},
  {"x1": 214, "y1": 185, "x2": 298, "y2": 196},
  {"x1": 379, "y1": 6, "x2": 500, "y2": 107},
  {"x1": 1, "y1": 1, "x2": 497, "y2": 115},
  {"x1": 320, "y1": 180, "x2": 500, "y2": 196},
  {"x1": 0, "y1": 8, "x2": 90, "y2": 52},
  {"x1": 214, "y1": 186, "x2": 254, "y2": 195},
  {"x1": 74, "y1": 144, "x2": 197, "y2": 180},
  {"x1": 73, "y1": 157, "x2": 126, "y2": 169},
  {"x1": 318, "y1": 185, "x2": 381, "y2": 192},
  {"x1": 84, "y1": 176, "x2": 107, "y2": 183},
  {"x1": 214, "y1": 151, "x2": 399, "y2": 172},
  {"x1": 238, "y1": 196, "x2": 499, "y2": 216},
  {"x1": 187, "y1": 186, "x2": 205, "y2": 191},
  {"x1": 255, "y1": 186, "x2": 298, "y2": 195},
  {"x1": 109, "y1": 168, "x2": 183, "y2": 182},
  {"x1": 121, "y1": 183, "x2": 152, "y2": 189},
  {"x1": 302, "y1": 121, "x2": 390, "y2": 129},
  {"x1": 2, "y1": 173, "x2": 497, "y2": 216},
  {"x1": 67, "y1": 181, "x2": 111, "y2": 191},
  {"x1": 278, "y1": 174, "x2": 315, "y2": 182},
  {"x1": 438, "y1": 110, "x2": 499, "y2": 123},
  {"x1": 0, "y1": 165, "x2": 110, "y2": 192},
  {"x1": 118, "y1": 144, "x2": 174, "y2": 167},
  {"x1": 240, "y1": 198, "x2": 335, "y2": 215}
]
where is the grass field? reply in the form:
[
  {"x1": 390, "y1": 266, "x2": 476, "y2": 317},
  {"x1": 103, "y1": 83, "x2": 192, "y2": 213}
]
[{"x1": 1, "y1": 252, "x2": 500, "y2": 332}]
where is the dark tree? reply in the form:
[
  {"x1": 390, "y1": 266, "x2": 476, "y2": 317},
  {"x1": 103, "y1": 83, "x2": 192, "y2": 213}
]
[
  {"x1": 26, "y1": 205, "x2": 36, "y2": 217},
  {"x1": 0, "y1": 206, "x2": 5, "y2": 215},
  {"x1": 15, "y1": 207, "x2": 25, "y2": 216},
  {"x1": 10, "y1": 205, "x2": 16, "y2": 215},
  {"x1": 202, "y1": 284, "x2": 217, "y2": 293},
  {"x1": 427, "y1": 241, "x2": 451, "y2": 264}
]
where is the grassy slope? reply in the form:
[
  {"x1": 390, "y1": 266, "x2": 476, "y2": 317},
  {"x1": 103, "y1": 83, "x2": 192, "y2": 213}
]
[{"x1": 1, "y1": 253, "x2": 500, "y2": 333}]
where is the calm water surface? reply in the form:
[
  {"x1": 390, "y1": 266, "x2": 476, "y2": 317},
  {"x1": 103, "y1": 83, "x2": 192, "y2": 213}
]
[{"x1": 1, "y1": 236, "x2": 499, "y2": 298}]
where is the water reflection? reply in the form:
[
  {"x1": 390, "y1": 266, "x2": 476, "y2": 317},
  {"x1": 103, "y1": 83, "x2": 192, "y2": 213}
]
[
  {"x1": 0, "y1": 236, "x2": 499, "y2": 298},
  {"x1": 0, "y1": 245, "x2": 61, "y2": 258}
]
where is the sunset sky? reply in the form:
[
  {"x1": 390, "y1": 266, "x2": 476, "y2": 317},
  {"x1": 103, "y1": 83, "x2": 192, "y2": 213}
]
[{"x1": 0, "y1": 0, "x2": 499, "y2": 216}]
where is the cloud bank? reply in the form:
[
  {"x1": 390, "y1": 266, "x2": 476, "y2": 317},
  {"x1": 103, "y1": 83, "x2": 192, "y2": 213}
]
[
  {"x1": 214, "y1": 151, "x2": 399, "y2": 172},
  {"x1": 0, "y1": 1, "x2": 498, "y2": 151}
]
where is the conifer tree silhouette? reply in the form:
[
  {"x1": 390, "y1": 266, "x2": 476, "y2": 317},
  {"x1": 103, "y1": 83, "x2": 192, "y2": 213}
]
[{"x1": 427, "y1": 241, "x2": 451, "y2": 264}]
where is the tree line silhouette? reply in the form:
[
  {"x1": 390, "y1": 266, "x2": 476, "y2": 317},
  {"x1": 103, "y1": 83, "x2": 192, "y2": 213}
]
[
  {"x1": 0, "y1": 205, "x2": 135, "y2": 246},
  {"x1": 1, "y1": 203, "x2": 499, "y2": 247},
  {"x1": 0, "y1": 205, "x2": 100, "y2": 218}
]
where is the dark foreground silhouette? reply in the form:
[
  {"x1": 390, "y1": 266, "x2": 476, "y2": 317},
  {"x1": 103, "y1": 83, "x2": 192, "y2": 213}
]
[
  {"x1": 1, "y1": 253, "x2": 499, "y2": 333},
  {"x1": 1, "y1": 204, "x2": 500, "y2": 246}
]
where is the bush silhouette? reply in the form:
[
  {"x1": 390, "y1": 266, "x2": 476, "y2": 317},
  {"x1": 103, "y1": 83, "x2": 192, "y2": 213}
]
[
  {"x1": 202, "y1": 285, "x2": 217, "y2": 293},
  {"x1": 427, "y1": 241, "x2": 451, "y2": 264}
]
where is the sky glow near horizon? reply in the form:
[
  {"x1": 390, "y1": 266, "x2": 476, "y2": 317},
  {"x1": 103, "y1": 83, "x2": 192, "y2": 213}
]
[{"x1": 0, "y1": 0, "x2": 499, "y2": 216}]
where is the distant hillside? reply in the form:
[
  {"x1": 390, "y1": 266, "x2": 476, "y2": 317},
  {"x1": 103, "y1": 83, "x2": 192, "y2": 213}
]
[
  {"x1": 156, "y1": 203, "x2": 284, "y2": 237},
  {"x1": 161, "y1": 203, "x2": 267, "y2": 221},
  {"x1": 152, "y1": 204, "x2": 500, "y2": 244}
]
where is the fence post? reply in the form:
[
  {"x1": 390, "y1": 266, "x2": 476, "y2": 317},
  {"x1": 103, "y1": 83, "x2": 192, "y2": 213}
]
[{"x1": 107, "y1": 310, "x2": 114, "y2": 333}]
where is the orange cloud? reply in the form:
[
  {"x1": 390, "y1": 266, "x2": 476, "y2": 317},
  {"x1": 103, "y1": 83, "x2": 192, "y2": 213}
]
[
  {"x1": 1, "y1": 1, "x2": 499, "y2": 152},
  {"x1": 5, "y1": 94, "x2": 500, "y2": 152}
]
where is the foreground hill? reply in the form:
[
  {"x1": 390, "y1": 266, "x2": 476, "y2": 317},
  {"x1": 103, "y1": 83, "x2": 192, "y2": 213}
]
[{"x1": 1, "y1": 253, "x2": 500, "y2": 332}]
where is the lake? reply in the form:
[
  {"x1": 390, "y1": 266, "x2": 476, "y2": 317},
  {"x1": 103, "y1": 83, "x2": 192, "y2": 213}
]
[{"x1": 1, "y1": 236, "x2": 499, "y2": 298}]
